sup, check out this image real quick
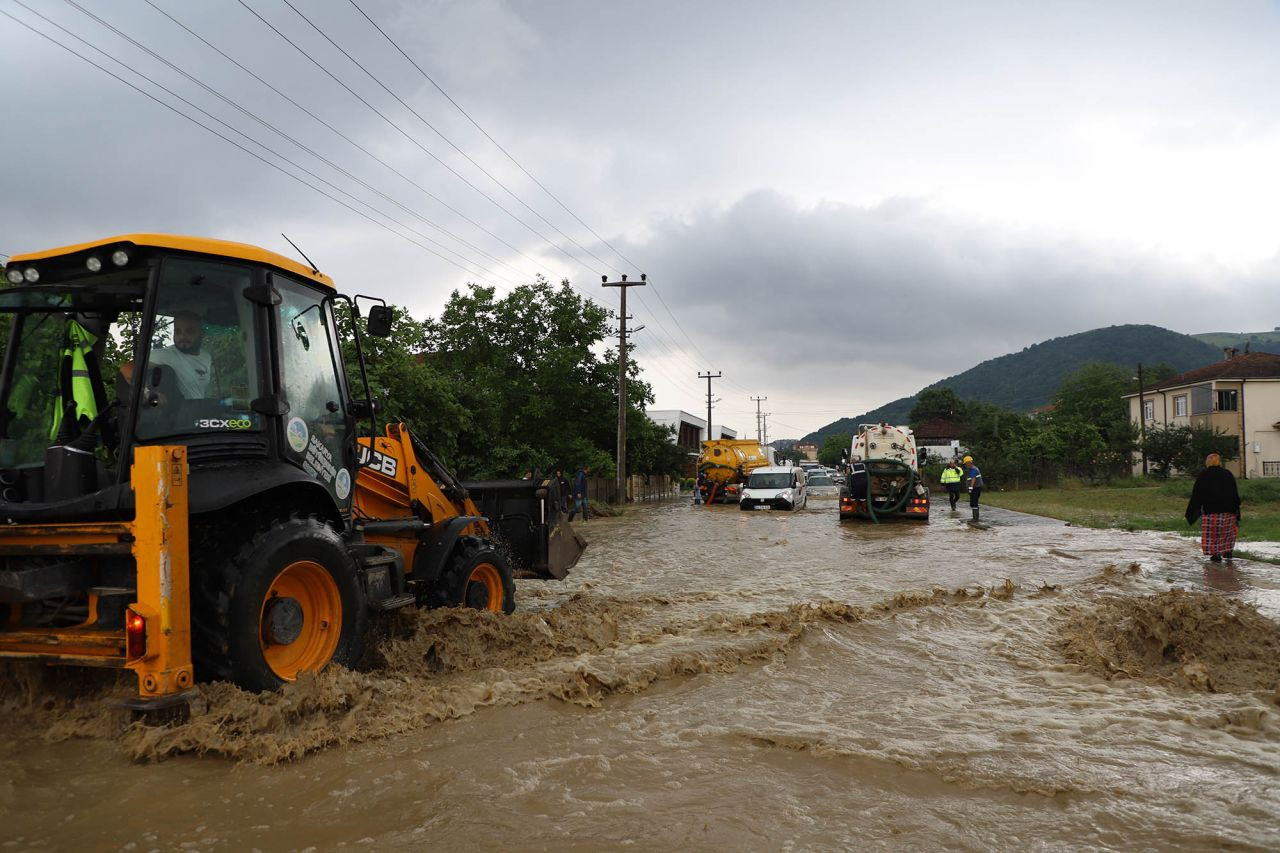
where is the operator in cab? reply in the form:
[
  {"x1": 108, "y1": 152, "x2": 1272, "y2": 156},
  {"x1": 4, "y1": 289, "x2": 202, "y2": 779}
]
[{"x1": 148, "y1": 310, "x2": 216, "y2": 399}]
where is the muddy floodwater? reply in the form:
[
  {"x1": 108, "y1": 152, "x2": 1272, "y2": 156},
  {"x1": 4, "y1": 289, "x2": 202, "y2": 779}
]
[{"x1": 3, "y1": 498, "x2": 1280, "y2": 850}]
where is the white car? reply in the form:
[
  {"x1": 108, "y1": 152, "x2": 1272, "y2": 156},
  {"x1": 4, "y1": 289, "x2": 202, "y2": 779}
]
[
  {"x1": 806, "y1": 473, "x2": 839, "y2": 496},
  {"x1": 740, "y1": 466, "x2": 808, "y2": 510}
]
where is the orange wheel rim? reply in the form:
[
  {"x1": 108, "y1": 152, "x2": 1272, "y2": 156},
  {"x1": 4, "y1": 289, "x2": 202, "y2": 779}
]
[
  {"x1": 463, "y1": 562, "x2": 504, "y2": 611},
  {"x1": 258, "y1": 559, "x2": 342, "y2": 681}
]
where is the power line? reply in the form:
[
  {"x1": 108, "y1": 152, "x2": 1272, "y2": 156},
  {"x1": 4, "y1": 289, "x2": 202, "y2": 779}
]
[
  {"x1": 279, "y1": 0, "x2": 622, "y2": 277},
  {"x1": 322, "y1": 1, "x2": 726, "y2": 385},
  {"x1": 1, "y1": 5, "x2": 503, "y2": 287},
  {"x1": 56, "y1": 0, "x2": 520, "y2": 289},
  {"x1": 345, "y1": 0, "x2": 637, "y2": 274},
  {"x1": 341, "y1": 0, "x2": 717, "y2": 372},
  {"x1": 238, "y1": 0, "x2": 591, "y2": 280},
  {"x1": 136, "y1": 0, "x2": 541, "y2": 284},
  {"x1": 280, "y1": 1, "x2": 753, "y2": 406}
]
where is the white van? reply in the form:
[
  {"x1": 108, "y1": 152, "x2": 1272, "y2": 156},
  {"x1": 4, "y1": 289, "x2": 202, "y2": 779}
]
[{"x1": 740, "y1": 466, "x2": 808, "y2": 511}]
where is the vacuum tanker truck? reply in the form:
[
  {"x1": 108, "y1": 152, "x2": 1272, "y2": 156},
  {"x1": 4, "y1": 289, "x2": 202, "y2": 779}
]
[
  {"x1": 839, "y1": 424, "x2": 930, "y2": 521},
  {"x1": 697, "y1": 439, "x2": 770, "y2": 504}
]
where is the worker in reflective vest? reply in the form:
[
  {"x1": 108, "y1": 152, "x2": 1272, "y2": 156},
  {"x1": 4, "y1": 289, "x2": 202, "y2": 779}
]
[
  {"x1": 50, "y1": 320, "x2": 99, "y2": 441},
  {"x1": 939, "y1": 458, "x2": 964, "y2": 511}
]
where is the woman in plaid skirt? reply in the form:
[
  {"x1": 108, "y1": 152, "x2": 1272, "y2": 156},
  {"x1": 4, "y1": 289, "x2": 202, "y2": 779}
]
[{"x1": 1184, "y1": 452, "x2": 1241, "y2": 562}]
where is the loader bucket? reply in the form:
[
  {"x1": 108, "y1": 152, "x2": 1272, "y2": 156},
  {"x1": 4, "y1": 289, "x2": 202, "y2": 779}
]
[{"x1": 462, "y1": 479, "x2": 586, "y2": 579}]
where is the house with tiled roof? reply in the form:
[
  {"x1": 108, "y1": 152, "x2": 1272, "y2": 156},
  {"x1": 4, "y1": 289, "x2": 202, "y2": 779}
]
[
  {"x1": 1121, "y1": 349, "x2": 1280, "y2": 478},
  {"x1": 911, "y1": 418, "x2": 964, "y2": 462}
]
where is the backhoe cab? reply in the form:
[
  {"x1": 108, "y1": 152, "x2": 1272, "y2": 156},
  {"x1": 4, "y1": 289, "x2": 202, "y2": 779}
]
[{"x1": 0, "y1": 234, "x2": 584, "y2": 706}]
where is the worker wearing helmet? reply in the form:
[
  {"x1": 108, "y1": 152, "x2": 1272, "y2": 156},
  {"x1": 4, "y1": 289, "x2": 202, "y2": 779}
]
[
  {"x1": 963, "y1": 455, "x2": 984, "y2": 522},
  {"x1": 939, "y1": 457, "x2": 964, "y2": 512}
]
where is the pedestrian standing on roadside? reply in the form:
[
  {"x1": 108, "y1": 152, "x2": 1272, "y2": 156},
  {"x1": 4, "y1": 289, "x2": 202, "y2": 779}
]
[
  {"x1": 569, "y1": 464, "x2": 591, "y2": 522},
  {"x1": 964, "y1": 455, "x2": 984, "y2": 522},
  {"x1": 940, "y1": 457, "x2": 964, "y2": 511},
  {"x1": 1185, "y1": 452, "x2": 1240, "y2": 562}
]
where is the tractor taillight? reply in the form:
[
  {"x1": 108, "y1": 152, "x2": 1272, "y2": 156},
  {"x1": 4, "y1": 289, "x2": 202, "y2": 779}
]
[{"x1": 126, "y1": 609, "x2": 146, "y2": 660}]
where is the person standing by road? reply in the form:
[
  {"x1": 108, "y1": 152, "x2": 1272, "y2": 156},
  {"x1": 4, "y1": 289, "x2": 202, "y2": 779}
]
[
  {"x1": 1185, "y1": 452, "x2": 1240, "y2": 562},
  {"x1": 569, "y1": 464, "x2": 591, "y2": 522},
  {"x1": 940, "y1": 458, "x2": 964, "y2": 511},
  {"x1": 964, "y1": 455, "x2": 984, "y2": 522}
]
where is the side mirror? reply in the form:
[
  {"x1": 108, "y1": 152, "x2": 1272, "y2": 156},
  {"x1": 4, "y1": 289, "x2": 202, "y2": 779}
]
[
  {"x1": 349, "y1": 398, "x2": 378, "y2": 419},
  {"x1": 366, "y1": 305, "x2": 394, "y2": 338}
]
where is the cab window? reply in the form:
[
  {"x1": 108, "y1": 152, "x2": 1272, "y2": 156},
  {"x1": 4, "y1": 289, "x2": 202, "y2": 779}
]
[
  {"x1": 276, "y1": 279, "x2": 350, "y2": 504},
  {"x1": 136, "y1": 259, "x2": 262, "y2": 439}
]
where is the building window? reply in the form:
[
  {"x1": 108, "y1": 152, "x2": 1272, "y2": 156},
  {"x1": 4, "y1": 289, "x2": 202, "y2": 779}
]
[
  {"x1": 1216, "y1": 389, "x2": 1239, "y2": 412},
  {"x1": 1264, "y1": 461, "x2": 1280, "y2": 477},
  {"x1": 1191, "y1": 384, "x2": 1213, "y2": 414},
  {"x1": 1142, "y1": 400, "x2": 1154, "y2": 421},
  {"x1": 1173, "y1": 395, "x2": 1187, "y2": 417}
]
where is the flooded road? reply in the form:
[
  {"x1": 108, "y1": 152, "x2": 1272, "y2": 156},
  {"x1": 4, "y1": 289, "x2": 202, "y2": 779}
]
[{"x1": 3, "y1": 498, "x2": 1279, "y2": 850}]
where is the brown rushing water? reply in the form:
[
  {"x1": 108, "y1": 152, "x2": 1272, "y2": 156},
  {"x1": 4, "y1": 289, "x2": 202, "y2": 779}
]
[{"x1": 3, "y1": 498, "x2": 1280, "y2": 851}]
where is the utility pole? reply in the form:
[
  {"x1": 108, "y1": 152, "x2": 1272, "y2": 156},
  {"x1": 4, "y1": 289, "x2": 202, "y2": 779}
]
[
  {"x1": 751, "y1": 396, "x2": 768, "y2": 444},
  {"x1": 699, "y1": 371, "x2": 722, "y2": 442},
  {"x1": 1137, "y1": 362, "x2": 1148, "y2": 476},
  {"x1": 603, "y1": 273, "x2": 646, "y2": 503}
]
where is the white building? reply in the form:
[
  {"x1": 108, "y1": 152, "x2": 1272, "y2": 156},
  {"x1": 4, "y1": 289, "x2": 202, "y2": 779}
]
[{"x1": 646, "y1": 409, "x2": 738, "y2": 444}]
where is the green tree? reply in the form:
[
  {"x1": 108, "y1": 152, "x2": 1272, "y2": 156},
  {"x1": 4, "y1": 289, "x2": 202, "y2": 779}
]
[
  {"x1": 1143, "y1": 424, "x2": 1239, "y2": 478},
  {"x1": 337, "y1": 301, "x2": 468, "y2": 464},
  {"x1": 818, "y1": 433, "x2": 851, "y2": 466},
  {"x1": 424, "y1": 279, "x2": 628, "y2": 479},
  {"x1": 908, "y1": 387, "x2": 966, "y2": 427},
  {"x1": 1050, "y1": 362, "x2": 1137, "y2": 478},
  {"x1": 627, "y1": 417, "x2": 684, "y2": 477}
]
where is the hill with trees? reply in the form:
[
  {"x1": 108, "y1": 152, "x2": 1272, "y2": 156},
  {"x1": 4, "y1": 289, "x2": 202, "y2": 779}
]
[{"x1": 802, "y1": 324, "x2": 1220, "y2": 443}]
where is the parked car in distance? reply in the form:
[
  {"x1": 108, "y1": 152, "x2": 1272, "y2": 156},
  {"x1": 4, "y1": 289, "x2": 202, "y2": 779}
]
[{"x1": 740, "y1": 466, "x2": 808, "y2": 510}]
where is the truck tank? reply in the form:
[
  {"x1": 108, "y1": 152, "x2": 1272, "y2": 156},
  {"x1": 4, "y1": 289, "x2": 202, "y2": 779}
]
[
  {"x1": 839, "y1": 424, "x2": 930, "y2": 521},
  {"x1": 697, "y1": 439, "x2": 770, "y2": 504}
]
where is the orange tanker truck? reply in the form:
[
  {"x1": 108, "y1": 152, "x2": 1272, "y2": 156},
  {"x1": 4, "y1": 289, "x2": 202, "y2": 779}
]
[{"x1": 0, "y1": 234, "x2": 584, "y2": 709}]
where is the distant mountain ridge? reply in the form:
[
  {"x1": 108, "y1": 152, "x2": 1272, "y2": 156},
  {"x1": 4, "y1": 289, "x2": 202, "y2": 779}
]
[
  {"x1": 1192, "y1": 330, "x2": 1280, "y2": 351},
  {"x1": 802, "y1": 324, "x2": 1221, "y2": 443}
]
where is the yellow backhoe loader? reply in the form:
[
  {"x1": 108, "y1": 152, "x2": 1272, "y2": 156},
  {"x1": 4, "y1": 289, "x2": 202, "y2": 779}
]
[{"x1": 0, "y1": 234, "x2": 585, "y2": 708}]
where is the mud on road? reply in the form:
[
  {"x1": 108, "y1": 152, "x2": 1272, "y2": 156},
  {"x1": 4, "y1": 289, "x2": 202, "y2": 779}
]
[{"x1": 3, "y1": 499, "x2": 1279, "y2": 850}]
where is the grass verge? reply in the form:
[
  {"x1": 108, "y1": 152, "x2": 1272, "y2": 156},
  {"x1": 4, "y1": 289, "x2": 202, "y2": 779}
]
[{"x1": 982, "y1": 482, "x2": 1280, "y2": 542}]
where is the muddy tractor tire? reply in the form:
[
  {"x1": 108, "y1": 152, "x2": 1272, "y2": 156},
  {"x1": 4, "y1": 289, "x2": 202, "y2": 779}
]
[
  {"x1": 428, "y1": 539, "x2": 515, "y2": 614},
  {"x1": 191, "y1": 515, "x2": 367, "y2": 692}
]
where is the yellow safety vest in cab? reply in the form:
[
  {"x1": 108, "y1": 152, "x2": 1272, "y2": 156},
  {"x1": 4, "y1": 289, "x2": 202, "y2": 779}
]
[
  {"x1": 49, "y1": 319, "x2": 99, "y2": 440},
  {"x1": 939, "y1": 467, "x2": 962, "y2": 484}
]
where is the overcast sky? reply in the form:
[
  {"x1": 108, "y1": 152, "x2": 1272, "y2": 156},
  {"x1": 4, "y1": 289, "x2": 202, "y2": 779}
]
[{"x1": 4, "y1": 0, "x2": 1280, "y2": 438}]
